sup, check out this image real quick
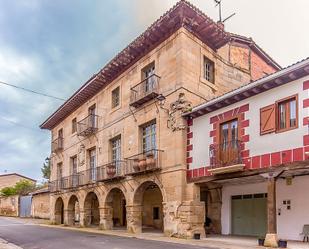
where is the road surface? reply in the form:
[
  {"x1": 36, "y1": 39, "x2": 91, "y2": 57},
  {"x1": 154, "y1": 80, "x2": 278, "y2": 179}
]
[{"x1": 0, "y1": 217, "x2": 210, "y2": 249}]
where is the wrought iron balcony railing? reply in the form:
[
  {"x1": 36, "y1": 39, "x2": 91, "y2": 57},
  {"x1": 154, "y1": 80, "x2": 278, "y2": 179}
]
[
  {"x1": 78, "y1": 168, "x2": 98, "y2": 186},
  {"x1": 130, "y1": 74, "x2": 160, "y2": 108},
  {"x1": 209, "y1": 140, "x2": 242, "y2": 169},
  {"x1": 61, "y1": 175, "x2": 79, "y2": 189},
  {"x1": 126, "y1": 149, "x2": 163, "y2": 175},
  {"x1": 77, "y1": 114, "x2": 98, "y2": 137},
  {"x1": 96, "y1": 160, "x2": 126, "y2": 181},
  {"x1": 49, "y1": 179, "x2": 64, "y2": 192},
  {"x1": 51, "y1": 137, "x2": 63, "y2": 153}
]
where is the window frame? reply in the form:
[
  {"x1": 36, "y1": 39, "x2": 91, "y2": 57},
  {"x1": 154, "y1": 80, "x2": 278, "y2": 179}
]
[
  {"x1": 203, "y1": 56, "x2": 215, "y2": 84},
  {"x1": 72, "y1": 118, "x2": 77, "y2": 134},
  {"x1": 110, "y1": 135, "x2": 121, "y2": 162},
  {"x1": 111, "y1": 86, "x2": 120, "y2": 109},
  {"x1": 141, "y1": 120, "x2": 157, "y2": 154},
  {"x1": 275, "y1": 94, "x2": 298, "y2": 133}
]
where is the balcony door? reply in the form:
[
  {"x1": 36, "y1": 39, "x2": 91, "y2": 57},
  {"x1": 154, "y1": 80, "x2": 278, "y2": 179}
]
[
  {"x1": 88, "y1": 105, "x2": 96, "y2": 128},
  {"x1": 219, "y1": 119, "x2": 238, "y2": 166},
  {"x1": 57, "y1": 163, "x2": 63, "y2": 189},
  {"x1": 89, "y1": 149, "x2": 96, "y2": 181},
  {"x1": 71, "y1": 156, "x2": 78, "y2": 187},
  {"x1": 143, "y1": 63, "x2": 155, "y2": 93},
  {"x1": 111, "y1": 136, "x2": 121, "y2": 174}
]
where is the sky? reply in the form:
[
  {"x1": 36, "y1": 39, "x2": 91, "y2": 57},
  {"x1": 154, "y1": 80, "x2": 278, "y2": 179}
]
[{"x1": 0, "y1": 0, "x2": 309, "y2": 181}]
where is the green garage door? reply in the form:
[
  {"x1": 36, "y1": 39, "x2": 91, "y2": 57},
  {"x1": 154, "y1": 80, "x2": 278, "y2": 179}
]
[{"x1": 232, "y1": 193, "x2": 267, "y2": 237}]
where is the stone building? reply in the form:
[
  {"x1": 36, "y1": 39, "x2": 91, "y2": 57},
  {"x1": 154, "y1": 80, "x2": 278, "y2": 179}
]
[
  {"x1": 0, "y1": 173, "x2": 36, "y2": 190},
  {"x1": 31, "y1": 188, "x2": 50, "y2": 219},
  {"x1": 40, "y1": 0, "x2": 279, "y2": 238}
]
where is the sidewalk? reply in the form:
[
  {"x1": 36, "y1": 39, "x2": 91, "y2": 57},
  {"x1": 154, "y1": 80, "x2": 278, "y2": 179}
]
[
  {"x1": 0, "y1": 239, "x2": 21, "y2": 249},
  {"x1": 40, "y1": 224, "x2": 309, "y2": 249}
]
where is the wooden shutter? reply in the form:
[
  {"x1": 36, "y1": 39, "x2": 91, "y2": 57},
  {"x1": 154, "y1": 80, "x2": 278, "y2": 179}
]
[{"x1": 260, "y1": 104, "x2": 276, "y2": 135}]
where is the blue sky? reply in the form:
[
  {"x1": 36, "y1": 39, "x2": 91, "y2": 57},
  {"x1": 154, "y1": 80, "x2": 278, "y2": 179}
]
[{"x1": 0, "y1": 0, "x2": 309, "y2": 181}]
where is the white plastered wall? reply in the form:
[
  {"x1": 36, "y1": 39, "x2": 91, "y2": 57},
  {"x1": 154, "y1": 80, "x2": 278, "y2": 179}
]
[
  {"x1": 276, "y1": 175, "x2": 309, "y2": 241},
  {"x1": 190, "y1": 75, "x2": 309, "y2": 170}
]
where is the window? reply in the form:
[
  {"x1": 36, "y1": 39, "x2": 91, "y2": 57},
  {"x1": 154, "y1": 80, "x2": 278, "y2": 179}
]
[
  {"x1": 112, "y1": 87, "x2": 120, "y2": 108},
  {"x1": 71, "y1": 156, "x2": 77, "y2": 175},
  {"x1": 203, "y1": 56, "x2": 215, "y2": 83},
  {"x1": 111, "y1": 136, "x2": 121, "y2": 162},
  {"x1": 260, "y1": 95, "x2": 298, "y2": 135},
  {"x1": 72, "y1": 118, "x2": 77, "y2": 134},
  {"x1": 142, "y1": 62, "x2": 155, "y2": 93},
  {"x1": 89, "y1": 148, "x2": 96, "y2": 181},
  {"x1": 58, "y1": 128, "x2": 63, "y2": 138},
  {"x1": 88, "y1": 105, "x2": 96, "y2": 128},
  {"x1": 277, "y1": 96, "x2": 297, "y2": 131},
  {"x1": 57, "y1": 163, "x2": 62, "y2": 180},
  {"x1": 142, "y1": 121, "x2": 156, "y2": 153}
]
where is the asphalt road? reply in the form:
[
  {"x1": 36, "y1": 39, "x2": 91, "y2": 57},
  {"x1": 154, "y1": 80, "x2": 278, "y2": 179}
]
[{"x1": 0, "y1": 217, "x2": 208, "y2": 249}]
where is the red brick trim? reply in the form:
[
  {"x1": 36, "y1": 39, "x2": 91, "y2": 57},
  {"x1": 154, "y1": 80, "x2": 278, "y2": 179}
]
[
  {"x1": 303, "y1": 80, "x2": 309, "y2": 90},
  {"x1": 186, "y1": 118, "x2": 193, "y2": 169}
]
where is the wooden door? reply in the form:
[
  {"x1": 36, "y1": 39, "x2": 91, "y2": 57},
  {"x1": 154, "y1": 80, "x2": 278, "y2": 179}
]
[{"x1": 219, "y1": 119, "x2": 238, "y2": 165}]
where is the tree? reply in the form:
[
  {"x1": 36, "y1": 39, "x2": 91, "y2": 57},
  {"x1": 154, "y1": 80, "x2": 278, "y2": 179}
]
[
  {"x1": 14, "y1": 180, "x2": 36, "y2": 195},
  {"x1": 0, "y1": 186, "x2": 16, "y2": 196},
  {"x1": 41, "y1": 157, "x2": 51, "y2": 180},
  {"x1": 0, "y1": 180, "x2": 35, "y2": 197}
]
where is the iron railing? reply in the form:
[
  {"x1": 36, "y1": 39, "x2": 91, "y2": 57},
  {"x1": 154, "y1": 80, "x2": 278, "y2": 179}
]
[
  {"x1": 49, "y1": 179, "x2": 64, "y2": 192},
  {"x1": 78, "y1": 168, "x2": 98, "y2": 185},
  {"x1": 51, "y1": 137, "x2": 63, "y2": 153},
  {"x1": 209, "y1": 140, "x2": 242, "y2": 168},
  {"x1": 96, "y1": 160, "x2": 126, "y2": 181},
  {"x1": 77, "y1": 114, "x2": 98, "y2": 136},
  {"x1": 130, "y1": 74, "x2": 160, "y2": 108},
  {"x1": 126, "y1": 149, "x2": 163, "y2": 175},
  {"x1": 61, "y1": 174, "x2": 79, "y2": 189}
]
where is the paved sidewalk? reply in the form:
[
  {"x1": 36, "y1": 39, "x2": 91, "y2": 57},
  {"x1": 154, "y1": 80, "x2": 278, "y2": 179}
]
[
  {"x1": 0, "y1": 239, "x2": 22, "y2": 249},
  {"x1": 40, "y1": 224, "x2": 309, "y2": 249}
]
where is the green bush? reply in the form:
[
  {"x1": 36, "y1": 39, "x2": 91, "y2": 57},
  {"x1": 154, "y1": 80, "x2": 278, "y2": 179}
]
[{"x1": 0, "y1": 180, "x2": 36, "y2": 196}]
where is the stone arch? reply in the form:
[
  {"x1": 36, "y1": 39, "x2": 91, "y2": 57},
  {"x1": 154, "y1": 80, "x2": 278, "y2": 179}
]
[
  {"x1": 101, "y1": 187, "x2": 127, "y2": 230},
  {"x1": 67, "y1": 194, "x2": 80, "y2": 226},
  {"x1": 133, "y1": 181, "x2": 165, "y2": 233},
  {"x1": 83, "y1": 191, "x2": 100, "y2": 227},
  {"x1": 54, "y1": 197, "x2": 64, "y2": 225}
]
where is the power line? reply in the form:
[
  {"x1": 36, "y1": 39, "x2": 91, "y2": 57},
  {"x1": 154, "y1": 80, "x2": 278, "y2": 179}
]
[
  {"x1": 0, "y1": 80, "x2": 66, "y2": 101},
  {"x1": 0, "y1": 116, "x2": 46, "y2": 133}
]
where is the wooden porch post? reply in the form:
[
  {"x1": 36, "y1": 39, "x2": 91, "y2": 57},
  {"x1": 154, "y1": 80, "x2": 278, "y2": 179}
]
[{"x1": 264, "y1": 177, "x2": 278, "y2": 248}]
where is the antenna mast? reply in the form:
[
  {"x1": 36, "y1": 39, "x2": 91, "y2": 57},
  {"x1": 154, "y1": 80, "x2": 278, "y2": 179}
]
[{"x1": 214, "y1": 0, "x2": 236, "y2": 24}]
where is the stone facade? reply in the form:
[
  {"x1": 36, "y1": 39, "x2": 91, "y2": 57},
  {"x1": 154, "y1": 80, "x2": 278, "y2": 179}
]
[
  {"x1": 31, "y1": 190, "x2": 50, "y2": 219},
  {"x1": 0, "y1": 195, "x2": 19, "y2": 217},
  {"x1": 42, "y1": 1, "x2": 279, "y2": 239},
  {"x1": 0, "y1": 174, "x2": 36, "y2": 190}
]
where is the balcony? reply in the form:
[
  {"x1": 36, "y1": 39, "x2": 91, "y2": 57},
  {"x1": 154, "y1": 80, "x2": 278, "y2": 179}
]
[
  {"x1": 130, "y1": 74, "x2": 160, "y2": 108},
  {"x1": 126, "y1": 149, "x2": 163, "y2": 176},
  {"x1": 96, "y1": 161, "x2": 126, "y2": 182},
  {"x1": 49, "y1": 179, "x2": 64, "y2": 192},
  {"x1": 77, "y1": 114, "x2": 98, "y2": 137},
  {"x1": 209, "y1": 140, "x2": 245, "y2": 175},
  {"x1": 61, "y1": 175, "x2": 79, "y2": 189},
  {"x1": 78, "y1": 168, "x2": 97, "y2": 186},
  {"x1": 51, "y1": 138, "x2": 63, "y2": 153}
]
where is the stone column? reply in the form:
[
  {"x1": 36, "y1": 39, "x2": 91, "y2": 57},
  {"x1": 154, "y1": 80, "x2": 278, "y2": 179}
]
[
  {"x1": 264, "y1": 177, "x2": 278, "y2": 248},
  {"x1": 63, "y1": 209, "x2": 69, "y2": 226},
  {"x1": 79, "y1": 209, "x2": 85, "y2": 227},
  {"x1": 99, "y1": 206, "x2": 113, "y2": 230},
  {"x1": 126, "y1": 205, "x2": 142, "y2": 234}
]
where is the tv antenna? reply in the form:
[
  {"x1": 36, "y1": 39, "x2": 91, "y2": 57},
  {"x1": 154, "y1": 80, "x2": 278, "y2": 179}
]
[{"x1": 214, "y1": 0, "x2": 236, "y2": 24}]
